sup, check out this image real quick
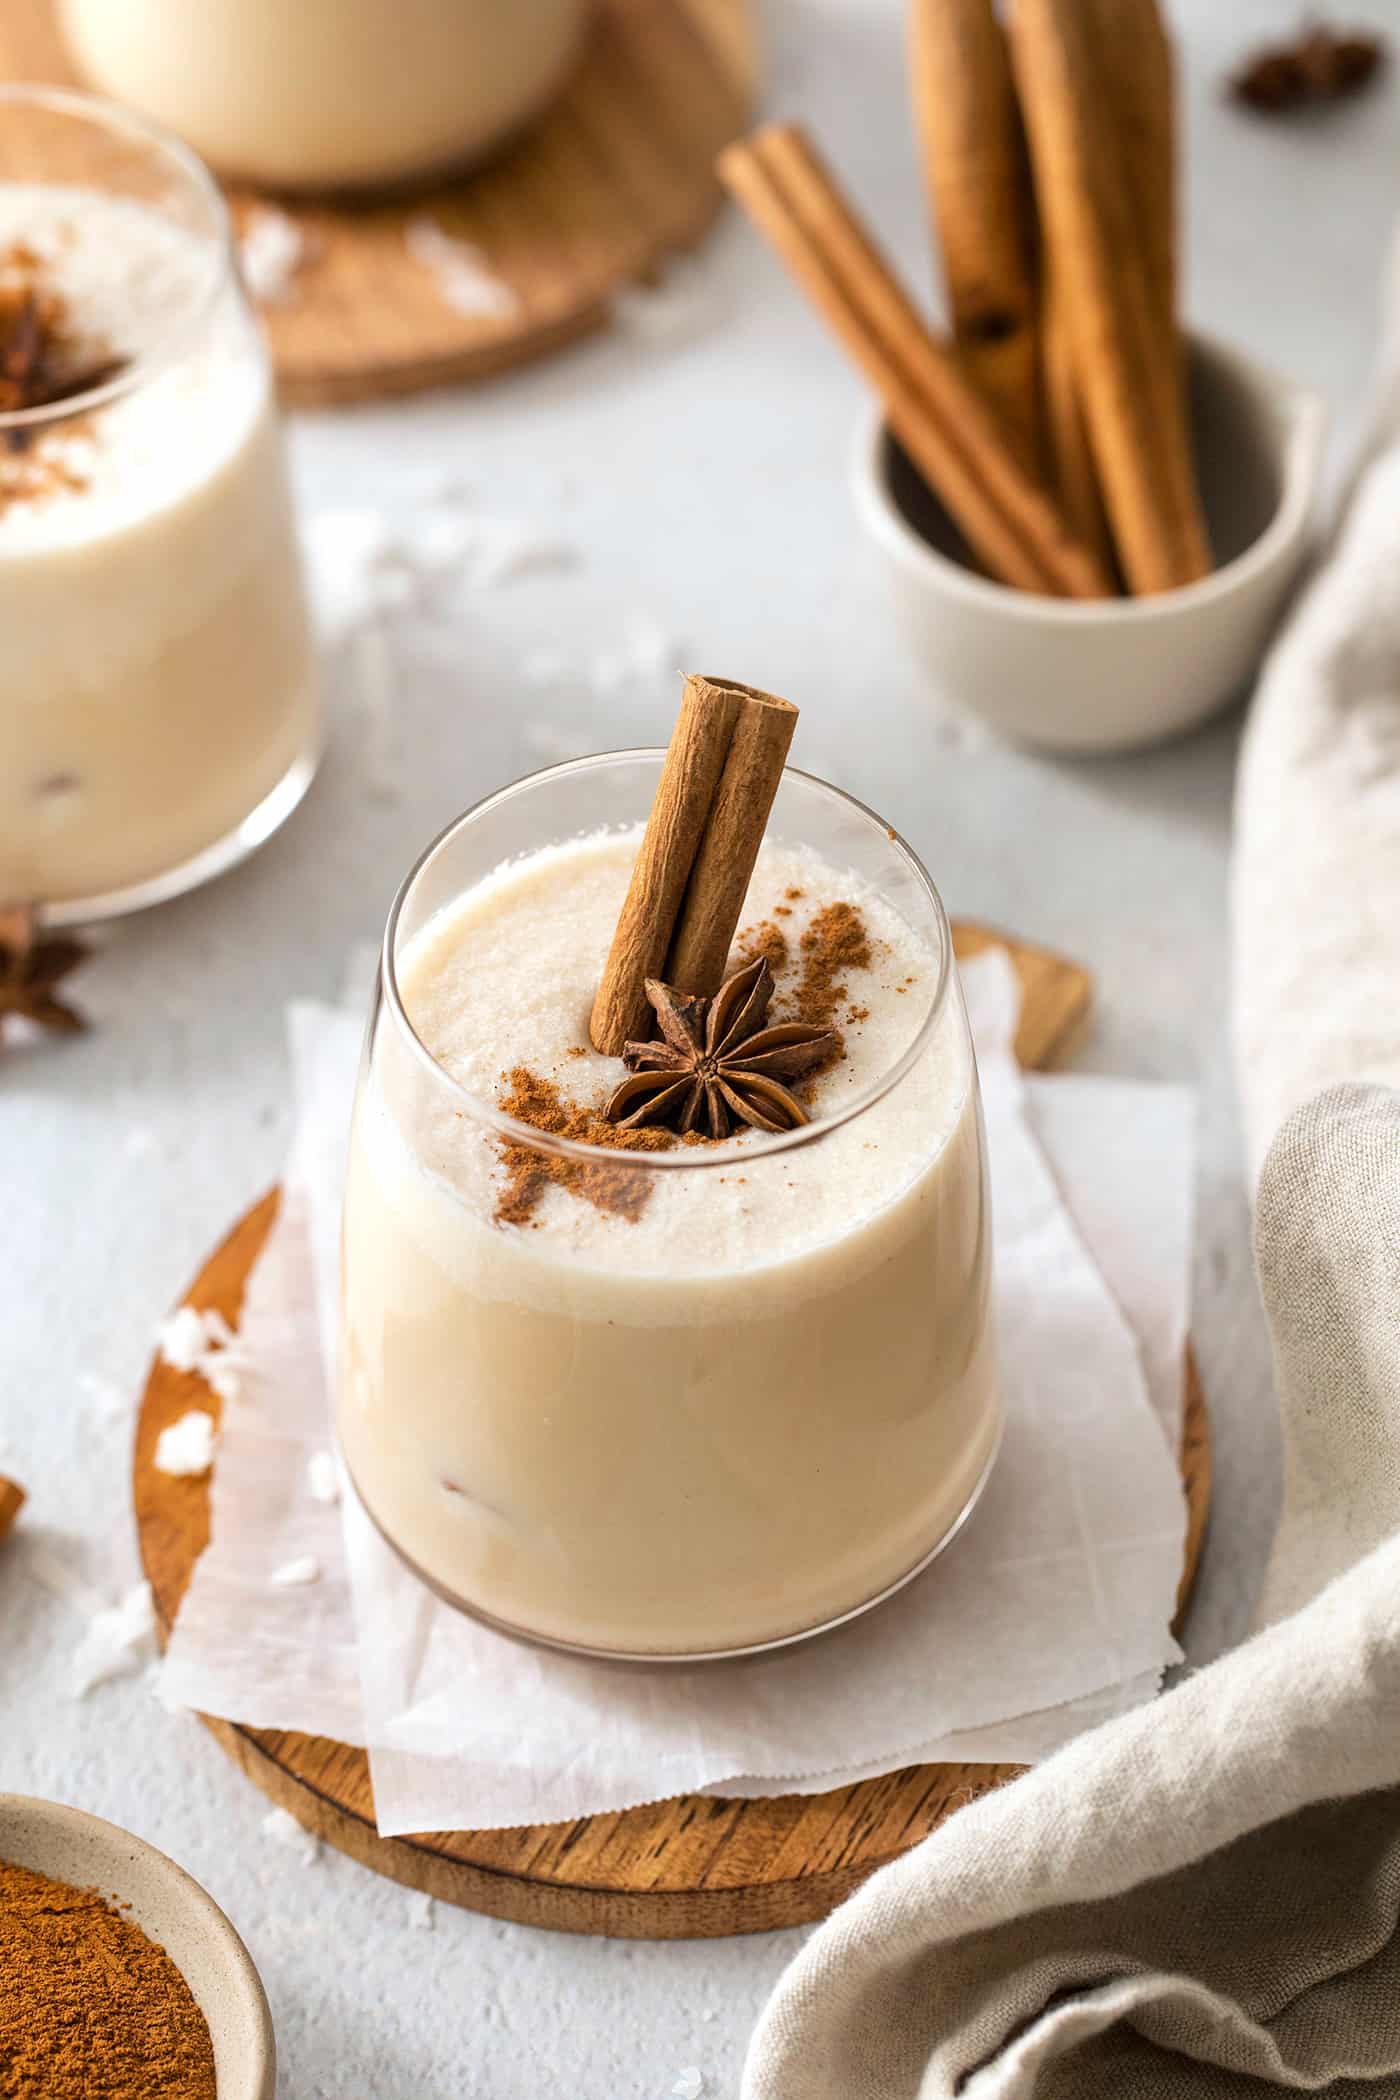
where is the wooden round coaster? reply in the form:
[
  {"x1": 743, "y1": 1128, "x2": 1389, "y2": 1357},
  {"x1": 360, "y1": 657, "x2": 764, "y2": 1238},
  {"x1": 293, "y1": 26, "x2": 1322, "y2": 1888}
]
[
  {"x1": 133, "y1": 927, "x2": 1210, "y2": 1939},
  {"x1": 0, "y1": 0, "x2": 754, "y2": 405}
]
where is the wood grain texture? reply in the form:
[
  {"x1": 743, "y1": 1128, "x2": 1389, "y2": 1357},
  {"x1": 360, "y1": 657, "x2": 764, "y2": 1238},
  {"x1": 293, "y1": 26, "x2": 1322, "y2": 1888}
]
[
  {"x1": 134, "y1": 926, "x2": 1209, "y2": 1938},
  {"x1": 0, "y1": 0, "x2": 754, "y2": 406}
]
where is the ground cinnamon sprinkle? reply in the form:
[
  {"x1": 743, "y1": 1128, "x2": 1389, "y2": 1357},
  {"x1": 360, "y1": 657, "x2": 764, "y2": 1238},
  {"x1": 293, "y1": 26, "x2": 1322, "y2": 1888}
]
[
  {"x1": 0, "y1": 1857, "x2": 216, "y2": 2099},
  {"x1": 790, "y1": 900, "x2": 873, "y2": 1039},
  {"x1": 736, "y1": 918, "x2": 789, "y2": 975},
  {"x1": 498, "y1": 896, "x2": 876, "y2": 1224},
  {"x1": 495, "y1": 1067, "x2": 672, "y2": 1227}
]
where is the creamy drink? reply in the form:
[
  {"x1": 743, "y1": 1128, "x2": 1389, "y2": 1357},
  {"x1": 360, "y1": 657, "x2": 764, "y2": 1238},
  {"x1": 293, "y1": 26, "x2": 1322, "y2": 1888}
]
[
  {"x1": 0, "y1": 94, "x2": 317, "y2": 914},
  {"x1": 59, "y1": 0, "x2": 588, "y2": 192},
  {"x1": 339, "y1": 759, "x2": 999, "y2": 1659}
]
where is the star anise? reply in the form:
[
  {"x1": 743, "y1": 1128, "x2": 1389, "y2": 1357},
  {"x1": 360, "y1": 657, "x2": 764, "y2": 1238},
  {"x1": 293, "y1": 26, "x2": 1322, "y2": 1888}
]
[
  {"x1": 1230, "y1": 21, "x2": 1385, "y2": 112},
  {"x1": 0, "y1": 904, "x2": 90, "y2": 1042},
  {"x1": 604, "y1": 957, "x2": 835, "y2": 1140}
]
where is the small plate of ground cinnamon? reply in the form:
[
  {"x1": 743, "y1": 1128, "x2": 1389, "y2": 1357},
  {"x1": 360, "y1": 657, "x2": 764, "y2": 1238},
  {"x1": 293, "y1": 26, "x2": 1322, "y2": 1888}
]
[{"x1": 0, "y1": 1793, "x2": 273, "y2": 2099}]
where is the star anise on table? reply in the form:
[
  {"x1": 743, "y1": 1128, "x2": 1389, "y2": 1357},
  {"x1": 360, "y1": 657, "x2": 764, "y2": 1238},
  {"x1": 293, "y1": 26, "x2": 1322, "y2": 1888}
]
[
  {"x1": 605, "y1": 957, "x2": 835, "y2": 1140},
  {"x1": 1230, "y1": 21, "x2": 1385, "y2": 112},
  {"x1": 0, "y1": 904, "x2": 90, "y2": 1043}
]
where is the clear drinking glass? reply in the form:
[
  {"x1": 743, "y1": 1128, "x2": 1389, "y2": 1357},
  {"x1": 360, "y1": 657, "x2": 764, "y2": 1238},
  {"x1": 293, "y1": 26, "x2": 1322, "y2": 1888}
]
[
  {"x1": 339, "y1": 755, "x2": 1000, "y2": 1662},
  {"x1": 0, "y1": 87, "x2": 319, "y2": 923},
  {"x1": 58, "y1": 0, "x2": 589, "y2": 192}
]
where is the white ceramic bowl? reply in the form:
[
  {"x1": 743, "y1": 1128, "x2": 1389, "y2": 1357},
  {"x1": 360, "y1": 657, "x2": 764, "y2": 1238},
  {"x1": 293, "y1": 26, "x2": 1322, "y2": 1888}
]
[
  {"x1": 853, "y1": 331, "x2": 1327, "y2": 752},
  {"x1": 0, "y1": 1794, "x2": 275, "y2": 2100}
]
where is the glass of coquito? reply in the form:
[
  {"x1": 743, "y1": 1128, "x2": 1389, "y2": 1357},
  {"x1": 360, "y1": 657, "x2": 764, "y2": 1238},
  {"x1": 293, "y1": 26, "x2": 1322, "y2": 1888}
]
[
  {"x1": 339, "y1": 678, "x2": 1001, "y2": 1660},
  {"x1": 58, "y1": 0, "x2": 589, "y2": 192},
  {"x1": 0, "y1": 87, "x2": 318, "y2": 922}
]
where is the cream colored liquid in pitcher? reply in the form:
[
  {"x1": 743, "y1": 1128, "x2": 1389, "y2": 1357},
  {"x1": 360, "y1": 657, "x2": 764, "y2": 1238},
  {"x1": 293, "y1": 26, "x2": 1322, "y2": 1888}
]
[{"x1": 339, "y1": 831, "x2": 1000, "y2": 1656}]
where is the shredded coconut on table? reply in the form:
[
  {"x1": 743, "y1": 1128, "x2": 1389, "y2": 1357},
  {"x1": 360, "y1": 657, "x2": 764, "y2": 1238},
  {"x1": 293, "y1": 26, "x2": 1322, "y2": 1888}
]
[
  {"x1": 612, "y1": 262, "x2": 713, "y2": 341},
  {"x1": 156, "y1": 1304, "x2": 229, "y2": 1371},
  {"x1": 156, "y1": 1303, "x2": 246, "y2": 1404},
  {"x1": 238, "y1": 206, "x2": 310, "y2": 306},
  {"x1": 260, "y1": 1807, "x2": 321, "y2": 1864},
  {"x1": 269, "y1": 1554, "x2": 321, "y2": 1588},
  {"x1": 406, "y1": 1891, "x2": 436, "y2": 1932},
  {"x1": 154, "y1": 1410, "x2": 217, "y2": 1479},
  {"x1": 304, "y1": 496, "x2": 574, "y2": 642},
  {"x1": 70, "y1": 1581, "x2": 156, "y2": 1697},
  {"x1": 405, "y1": 216, "x2": 520, "y2": 320}
]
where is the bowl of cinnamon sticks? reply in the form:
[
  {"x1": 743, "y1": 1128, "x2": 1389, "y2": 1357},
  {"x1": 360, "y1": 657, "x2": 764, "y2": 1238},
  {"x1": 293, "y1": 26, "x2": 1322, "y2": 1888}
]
[
  {"x1": 853, "y1": 331, "x2": 1325, "y2": 752},
  {"x1": 720, "y1": 0, "x2": 1327, "y2": 753}
]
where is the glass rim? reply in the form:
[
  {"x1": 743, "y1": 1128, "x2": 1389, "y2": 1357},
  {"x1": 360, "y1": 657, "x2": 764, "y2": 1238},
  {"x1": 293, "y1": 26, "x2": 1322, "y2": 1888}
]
[
  {"x1": 379, "y1": 750, "x2": 955, "y2": 1174},
  {"x1": 0, "y1": 82, "x2": 237, "y2": 434}
]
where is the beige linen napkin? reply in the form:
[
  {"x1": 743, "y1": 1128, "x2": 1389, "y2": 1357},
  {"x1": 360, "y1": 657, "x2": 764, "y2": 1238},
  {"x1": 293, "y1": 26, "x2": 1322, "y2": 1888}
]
[{"x1": 743, "y1": 335, "x2": 1400, "y2": 2095}]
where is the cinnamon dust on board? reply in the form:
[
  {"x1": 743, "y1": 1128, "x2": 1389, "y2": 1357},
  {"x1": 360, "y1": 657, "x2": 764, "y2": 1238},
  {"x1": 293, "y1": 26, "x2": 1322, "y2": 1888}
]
[
  {"x1": 495, "y1": 898, "x2": 878, "y2": 1227},
  {"x1": 0, "y1": 1857, "x2": 216, "y2": 2099}
]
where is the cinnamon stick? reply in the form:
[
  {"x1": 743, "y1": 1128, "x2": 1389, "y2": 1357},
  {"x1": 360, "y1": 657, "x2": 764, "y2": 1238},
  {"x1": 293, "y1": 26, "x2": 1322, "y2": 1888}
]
[
  {"x1": 1090, "y1": 0, "x2": 1176, "y2": 336},
  {"x1": 909, "y1": 0, "x2": 1042, "y2": 473},
  {"x1": 590, "y1": 676, "x2": 795, "y2": 1055},
  {"x1": 665, "y1": 683, "x2": 797, "y2": 998},
  {"x1": 0, "y1": 1476, "x2": 25, "y2": 1544},
  {"x1": 1010, "y1": 0, "x2": 1208, "y2": 595},
  {"x1": 1040, "y1": 250, "x2": 1116, "y2": 581},
  {"x1": 719, "y1": 125, "x2": 1112, "y2": 600}
]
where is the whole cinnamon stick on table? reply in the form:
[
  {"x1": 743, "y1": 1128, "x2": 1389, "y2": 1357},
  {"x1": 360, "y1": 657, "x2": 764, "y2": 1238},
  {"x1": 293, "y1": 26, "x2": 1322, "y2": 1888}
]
[
  {"x1": 720, "y1": 124, "x2": 1112, "y2": 600},
  {"x1": 909, "y1": 0, "x2": 1043, "y2": 473},
  {"x1": 0, "y1": 1476, "x2": 25, "y2": 1544},
  {"x1": 590, "y1": 674, "x2": 797, "y2": 1055},
  {"x1": 1010, "y1": 0, "x2": 1208, "y2": 595}
]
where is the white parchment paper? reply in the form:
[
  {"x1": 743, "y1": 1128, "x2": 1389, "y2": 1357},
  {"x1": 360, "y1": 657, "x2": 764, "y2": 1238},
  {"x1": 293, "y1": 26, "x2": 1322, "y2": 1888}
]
[{"x1": 161, "y1": 950, "x2": 1193, "y2": 1833}]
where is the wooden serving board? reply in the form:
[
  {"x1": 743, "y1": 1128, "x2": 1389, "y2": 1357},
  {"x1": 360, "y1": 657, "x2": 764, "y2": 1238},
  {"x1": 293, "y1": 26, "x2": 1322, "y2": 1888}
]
[
  {"x1": 0, "y1": 0, "x2": 755, "y2": 405},
  {"x1": 134, "y1": 923, "x2": 1210, "y2": 1939}
]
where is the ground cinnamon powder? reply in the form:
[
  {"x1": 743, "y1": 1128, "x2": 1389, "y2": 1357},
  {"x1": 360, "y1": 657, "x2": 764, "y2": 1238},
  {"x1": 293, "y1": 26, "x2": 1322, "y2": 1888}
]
[
  {"x1": 495, "y1": 897, "x2": 877, "y2": 1226},
  {"x1": 495, "y1": 1068, "x2": 673, "y2": 1226},
  {"x1": 0, "y1": 1857, "x2": 216, "y2": 2099},
  {"x1": 789, "y1": 900, "x2": 874, "y2": 1036}
]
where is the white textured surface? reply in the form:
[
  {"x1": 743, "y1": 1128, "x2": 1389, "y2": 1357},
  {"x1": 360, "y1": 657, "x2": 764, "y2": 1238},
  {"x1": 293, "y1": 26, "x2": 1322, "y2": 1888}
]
[{"x1": 2, "y1": 1, "x2": 1398, "y2": 2092}]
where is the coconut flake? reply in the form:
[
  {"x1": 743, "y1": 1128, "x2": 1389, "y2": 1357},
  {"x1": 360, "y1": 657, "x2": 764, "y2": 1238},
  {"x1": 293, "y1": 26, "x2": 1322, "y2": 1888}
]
[
  {"x1": 154, "y1": 1410, "x2": 216, "y2": 1479},
  {"x1": 269, "y1": 1554, "x2": 321, "y2": 1588},
  {"x1": 613, "y1": 264, "x2": 711, "y2": 342},
  {"x1": 405, "y1": 217, "x2": 520, "y2": 321},
  {"x1": 455, "y1": 515, "x2": 575, "y2": 589},
  {"x1": 71, "y1": 1581, "x2": 156, "y2": 1696},
  {"x1": 261, "y1": 1807, "x2": 321, "y2": 1864},
  {"x1": 156, "y1": 1304, "x2": 215, "y2": 1373},
  {"x1": 406, "y1": 1891, "x2": 436, "y2": 1931},
  {"x1": 307, "y1": 1451, "x2": 340, "y2": 1506},
  {"x1": 155, "y1": 1303, "x2": 247, "y2": 1403},
  {"x1": 671, "y1": 2070, "x2": 706, "y2": 2100},
  {"x1": 239, "y1": 206, "x2": 309, "y2": 306}
]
